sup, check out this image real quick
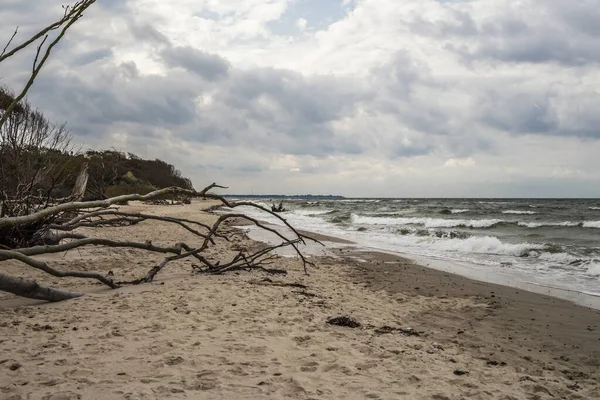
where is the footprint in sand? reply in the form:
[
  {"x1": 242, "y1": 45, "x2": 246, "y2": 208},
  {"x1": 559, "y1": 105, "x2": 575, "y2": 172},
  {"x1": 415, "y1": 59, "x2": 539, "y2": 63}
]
[
  {"x1": 183, "y1": 371, "x2": 219, "y2": 391},
  {"x1": 300, "y1": 361, "x2": 319, "y2": 372},
  {"x1": 41, "y1": 392, "x2": 82, "y2": 400}
]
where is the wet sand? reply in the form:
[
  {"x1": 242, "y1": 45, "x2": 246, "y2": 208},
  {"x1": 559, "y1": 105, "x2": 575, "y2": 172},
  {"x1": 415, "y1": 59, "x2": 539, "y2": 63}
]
[{"x1": 344, "y1": 250, "x2": 600, "y2": 372}]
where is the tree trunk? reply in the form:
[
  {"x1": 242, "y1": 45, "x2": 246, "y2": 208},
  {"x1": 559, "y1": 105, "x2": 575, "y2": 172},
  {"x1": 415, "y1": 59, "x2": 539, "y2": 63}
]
[{"x1": 0, "y1": 273, "x2": 83, "y2": 301}]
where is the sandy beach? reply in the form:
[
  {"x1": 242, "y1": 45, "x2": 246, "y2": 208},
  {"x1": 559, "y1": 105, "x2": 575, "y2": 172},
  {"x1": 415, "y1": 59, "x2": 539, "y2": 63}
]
[{"x1": 1, "y1": 201, "x2": 599, "y2": 399}]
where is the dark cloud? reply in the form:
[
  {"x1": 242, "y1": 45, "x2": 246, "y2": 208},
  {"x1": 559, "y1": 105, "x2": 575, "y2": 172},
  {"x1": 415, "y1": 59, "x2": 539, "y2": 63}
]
[
  {"x1": 71, "y1": 48, "x2": 112, "y2": 66},
  {"x1": 411, "y1": 0, "x2": 600, "y2": 66},
  {"x1": 128, "y1": 22, "x2": 171, "y2": 45},
  {"x1": 161, "y1": 46, "x2": 230, "y2": 79},
  {"x1": 28, "y1": 62, "x2": 202, "y2": 135},
  {"x1": 478, "y1": 90, "x2": 558, "y2": 134}
]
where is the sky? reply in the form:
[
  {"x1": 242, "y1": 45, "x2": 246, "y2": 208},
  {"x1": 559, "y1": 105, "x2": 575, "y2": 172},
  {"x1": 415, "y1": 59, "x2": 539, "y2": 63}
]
[{"x1": 1, "y1": 0, "x2": 600, "y2": 197}]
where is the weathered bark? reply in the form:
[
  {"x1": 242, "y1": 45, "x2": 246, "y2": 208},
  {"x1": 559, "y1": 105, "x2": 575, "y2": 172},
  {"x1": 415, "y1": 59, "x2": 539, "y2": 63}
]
[
  {"x1": 0, "y1": 273, "x2": 83, "y2": 301},
  {"x1": 5, "y1": 238, "x2": 184, "y2": 258},
  {"x1": 69, "y1": 162, "x2": 89, "y2": 201},
  {"x1": 0, "y1": 184, "x2": 224, "y2": 229}
]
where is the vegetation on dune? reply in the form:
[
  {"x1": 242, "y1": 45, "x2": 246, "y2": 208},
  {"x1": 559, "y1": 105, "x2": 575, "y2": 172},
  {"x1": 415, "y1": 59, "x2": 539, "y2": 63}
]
[{"x1": 0, "y1": 86, "x2": 193, "y2": 207}]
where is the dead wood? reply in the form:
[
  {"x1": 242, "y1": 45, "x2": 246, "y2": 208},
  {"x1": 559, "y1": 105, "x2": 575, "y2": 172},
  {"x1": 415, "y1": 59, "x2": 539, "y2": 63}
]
[
  {"x1": 0, "y1": 273, "x2": 83, "y2": 302},
  {"x1": 249, "y1": 278, "x2": 309, "y2": 289},
  {"x1": 0, "y1": 181, "x2": 322, "y2": 301}
]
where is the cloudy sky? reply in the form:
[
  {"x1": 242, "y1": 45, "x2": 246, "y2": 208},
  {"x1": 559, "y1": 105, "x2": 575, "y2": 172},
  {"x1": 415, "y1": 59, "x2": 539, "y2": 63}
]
[{"x1": 2, "y1": 0, "x2": 600, "y2": 197}]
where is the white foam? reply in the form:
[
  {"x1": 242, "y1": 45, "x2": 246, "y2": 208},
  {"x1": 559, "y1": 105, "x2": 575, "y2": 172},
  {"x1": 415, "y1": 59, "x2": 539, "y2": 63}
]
[
  {"x1": 538, "y1": 252, "x2": 581, "y2": 264},
  {"x1": 518, "y1": 221, "x2": 580, "y2": 228},
  {"x1": 582, "y1": 221, "x2": 600, "y2": 229},
  {"x1": 502, "y1": 210, "x2": 537, "y2": 215},
  {"x1": 339, "y1": 199, "x2": 380, "y2": 203},
  {"x1": 429, "y1": 236, "x2": 545, "y2": 256},
  {"x1": 586, "y1": 262, "x2": 600, "y2": 276},
  {"x1": 451, "y1": 209, "x2": 470, "y2": 214},
  {"x1": 589, "y1": 207, "x2": 600, "y2": 210},
  {"x1": 352, "y1": 215, "x2": 502, "y2": 228}
]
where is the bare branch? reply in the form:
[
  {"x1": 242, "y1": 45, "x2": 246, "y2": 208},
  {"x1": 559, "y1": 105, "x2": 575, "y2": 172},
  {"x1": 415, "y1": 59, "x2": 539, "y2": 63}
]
[
  {"x1": 0, "y1": 1, "x2": 97, "y2": 130},
  {"x1": 51, "y1": 209, "x2": 220, "y2": 241},
  {"x1": 0, "y1": 249, "x2": 117, "y2": 288},
  {"x1": 0, "y1": 27, "x2": 18, "y2": 58},
  {"x1": 0, "y1": 1, "x2": 96, "y2": 64},
  {"x1": 0, "y1": 186, "x2": 199, "y2": 229},
  {"x1": 4, "y1": 238, "x2": 184, "y2": 259}
]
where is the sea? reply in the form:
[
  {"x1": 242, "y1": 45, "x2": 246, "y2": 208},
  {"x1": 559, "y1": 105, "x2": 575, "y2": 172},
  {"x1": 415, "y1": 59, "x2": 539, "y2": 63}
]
[{"x1": 224, "y1": 198, "x2": 600, "y2": 301}]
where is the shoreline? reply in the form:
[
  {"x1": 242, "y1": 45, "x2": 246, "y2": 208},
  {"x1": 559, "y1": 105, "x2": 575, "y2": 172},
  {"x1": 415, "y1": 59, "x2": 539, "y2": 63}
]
[
  {"x1": 239, "y1": 219, "x2": 600, "y2": 310},
  {"x1": 342, "y1": 249, "x2": 600, "y2": 371},
  {"x1": 244, "y1": 222, "x2": 600, "y2": 354}
]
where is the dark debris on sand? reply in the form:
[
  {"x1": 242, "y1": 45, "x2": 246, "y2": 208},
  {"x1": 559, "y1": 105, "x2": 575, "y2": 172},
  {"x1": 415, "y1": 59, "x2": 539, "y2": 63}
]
[{"x1": 326, "y1": 316, "x2": 361, "y2": 328}]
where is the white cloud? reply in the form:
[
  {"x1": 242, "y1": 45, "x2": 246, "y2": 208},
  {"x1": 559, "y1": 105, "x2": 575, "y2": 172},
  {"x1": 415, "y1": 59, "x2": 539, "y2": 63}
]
[
  {"x1": 296, "y1": 18, "x2": 307, "y2": 30},
  {"x1": 444, "y1": 158, "x2": 476, "y2": 168}
]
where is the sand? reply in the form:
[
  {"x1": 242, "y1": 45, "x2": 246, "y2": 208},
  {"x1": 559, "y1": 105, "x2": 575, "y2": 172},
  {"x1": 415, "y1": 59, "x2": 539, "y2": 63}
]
[{"x1": 1, "y1": 201, "x2": 598, "y2": 399}]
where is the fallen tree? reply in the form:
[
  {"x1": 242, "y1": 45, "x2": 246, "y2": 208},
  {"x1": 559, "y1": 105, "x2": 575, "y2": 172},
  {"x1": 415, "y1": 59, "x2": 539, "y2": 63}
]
[{"x1": 0, "y1": 183, "x2": 322, "y2": 301}]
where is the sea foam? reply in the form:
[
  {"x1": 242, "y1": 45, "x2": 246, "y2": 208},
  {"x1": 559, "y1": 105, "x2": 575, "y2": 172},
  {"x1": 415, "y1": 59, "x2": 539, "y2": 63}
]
[
  {"x1": 351, "y1": 215, "x2": 503, "y2": 228},
  {"x1": 429, "y1": 236, "x2": 546, "y2": 256}
]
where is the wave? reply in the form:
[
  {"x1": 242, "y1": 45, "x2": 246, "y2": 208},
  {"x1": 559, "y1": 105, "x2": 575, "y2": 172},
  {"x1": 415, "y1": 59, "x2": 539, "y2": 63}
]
[
  {"x1": 502, "y1": 210, "x2": 537, "y2": 215},
  {"x1": 326, "y1": 212, "x2": 352, "y2": 224},
  {"x1": 587, "y1": 263, "x2": 600, "y2": 277},
  {"x1": 293, "y1": 209, "x2": 333, "y2": 216},
  {"x1": 518, "y1": 221, "x2": 580, "y2": 228},
  {"x1": 589, "y1": 207, "x2": 600, "y2": 210},
  {"x1": 582, "y1": 221, "x2": 600, "y2": 229},
  {"x1": 339, "y1": 199, "x2": 381, "y2": 203},
  {"x1": 429, "y1": 236, "x2": 546, "y2": 257},
  {"x1": 538, "y1": 252, "x2": 583, "y2": 264},
  {"x1": 518, "y1": 220, "x2": 600, "y2": 229},
  {"x1": 451, "y1": 209, "x2": 470, "y2": 214},
  {"x1": 352, "y1": 215, "x2": 503, "y2": 228}
]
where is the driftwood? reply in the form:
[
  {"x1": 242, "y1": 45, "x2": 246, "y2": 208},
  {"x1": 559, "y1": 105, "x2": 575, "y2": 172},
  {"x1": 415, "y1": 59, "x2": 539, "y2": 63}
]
[
  {"x1": 0, "y1": 273, "x2": 83, "y2": 301},
  {"x1": 0, "y1": 183, "x2": 322, "y2": 302},
  {"x1": 271, "y1": 200, "x2": 286, "y2": 212}
]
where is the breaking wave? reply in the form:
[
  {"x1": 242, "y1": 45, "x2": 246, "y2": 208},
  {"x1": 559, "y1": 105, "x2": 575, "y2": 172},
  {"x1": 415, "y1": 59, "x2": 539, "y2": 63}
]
[
  {"x1": 582, "y1": 221, "x2": 600, "y2": 229},
  {"x1": 293, "y1": 209, "x2": 334, "y2": 216},
  {"x1": 518, "y1": 221, "x2": 581, "y2": 228},
  {"x1": 351, "y1": 215, "x2": 503, "y2": 228},
  {"x1": 518, "y1": 221, "x2": 600, "y2": 229},
  {"x1": 502, "y1": 210, "x2": 537, "y2": 215},
  {"x1": 429, "y1": 236, "x2": 546, "y2": 257}
]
